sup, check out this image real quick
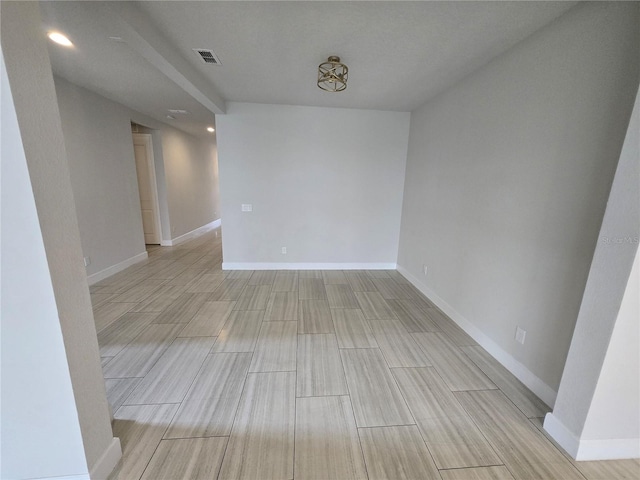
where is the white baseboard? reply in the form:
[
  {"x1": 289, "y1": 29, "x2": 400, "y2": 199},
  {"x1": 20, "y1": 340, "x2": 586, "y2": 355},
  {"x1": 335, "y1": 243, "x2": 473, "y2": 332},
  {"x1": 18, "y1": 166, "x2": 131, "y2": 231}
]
[
  {"x1": 87, "y1": 252, "x2": 148, "y2": 286},
  {"x1": 89, "y1": 437, "x2": 122, "y2": 480},
  {"x1": 161, "y1": 219, "x2": 221, "y2": 247},
  {"x1": 222, "y1": 262, "x2": 397, "y2": 270},
  {"x1": 30, "y1": 475, "x2": 89, "y2": 480},
  {"x1": 396, "y1": 264, "x2": 557, "y2": 407},
  {"x1": 543, "y1": 413, "x2": 640, "y2": 460},
  {"x1": 543, "y1": 413, "x2": 580, "y2": 458}
]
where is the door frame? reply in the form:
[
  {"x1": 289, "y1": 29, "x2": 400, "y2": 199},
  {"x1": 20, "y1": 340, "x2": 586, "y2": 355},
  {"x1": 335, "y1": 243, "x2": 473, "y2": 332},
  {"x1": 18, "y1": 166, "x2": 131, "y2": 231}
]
[{"x1": 132, "y1": 133, "x2": 162, "y2": 245}]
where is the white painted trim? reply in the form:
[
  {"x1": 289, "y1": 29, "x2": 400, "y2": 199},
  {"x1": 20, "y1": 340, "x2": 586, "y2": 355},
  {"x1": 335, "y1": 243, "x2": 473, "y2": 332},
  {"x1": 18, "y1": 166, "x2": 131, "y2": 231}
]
[
  {"x1": 132, "y1": 133, "x2": 162, "y2": 246},
  {"x1": 543, "y1": 413, "x2": 580, "y2": 459},
  {"x1": 162, "y1": 219, "x2": 221, "y2": 247},
  {"x1": 222, "y1": 262, "x2": 397, "y2": 271},
  {"x1": 29, "y1": 475, "x2": 89, "y2": 480},
  {"x1": 89, "y1": 437, "x2": 122, "y2": 480},
  {"x1": 576, "y1": 438, "x2": 640, "y2": 461},
  {"x1": 543, "y1": 413, "x2": 640, "y2": 460},
  {"x1": 86, "y1": 252, "x2": 148, "y2": 286},
  {"x1": 396, "y1": 264, "x2": 557, "y2": 407}
]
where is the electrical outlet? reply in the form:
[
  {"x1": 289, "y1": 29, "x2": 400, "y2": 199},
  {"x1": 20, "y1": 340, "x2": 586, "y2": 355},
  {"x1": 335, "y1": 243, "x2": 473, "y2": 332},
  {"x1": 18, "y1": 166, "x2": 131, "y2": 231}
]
[
  {"x1": 515, "y1": 326, "x2": 527, "y2": 345},
  {"x1": 83, "y1": 256, "x2": 91, "y2": 267},
  {"x1": 241, "y1": 204, "x2": 252, "y2": 212},
  {"x1": 423, "y1": 264, "x2": 428, "y2": 276},
  {"x1": 281, "y1": 247, "x2": 287, "y2": 254}
]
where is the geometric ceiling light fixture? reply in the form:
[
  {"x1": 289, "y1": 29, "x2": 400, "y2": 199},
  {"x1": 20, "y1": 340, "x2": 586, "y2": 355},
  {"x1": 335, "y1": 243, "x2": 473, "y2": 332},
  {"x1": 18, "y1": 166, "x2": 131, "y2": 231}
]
[{"x1": 317, "y1": 56, "x2": 348, "y2": 92}]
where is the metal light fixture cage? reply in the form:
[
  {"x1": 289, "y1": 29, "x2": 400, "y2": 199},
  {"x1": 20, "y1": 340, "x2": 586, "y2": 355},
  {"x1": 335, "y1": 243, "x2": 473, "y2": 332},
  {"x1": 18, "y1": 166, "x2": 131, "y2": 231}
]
[{"x1": 318, "y1": 56, "x2": 348, "y2": 92}]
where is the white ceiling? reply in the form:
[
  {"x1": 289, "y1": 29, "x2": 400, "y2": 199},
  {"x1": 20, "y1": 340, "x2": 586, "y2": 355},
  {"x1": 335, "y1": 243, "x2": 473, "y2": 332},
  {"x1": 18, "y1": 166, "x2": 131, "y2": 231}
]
[{"x1": 40, "y1": 1, "x2": 577, "y2": 136}]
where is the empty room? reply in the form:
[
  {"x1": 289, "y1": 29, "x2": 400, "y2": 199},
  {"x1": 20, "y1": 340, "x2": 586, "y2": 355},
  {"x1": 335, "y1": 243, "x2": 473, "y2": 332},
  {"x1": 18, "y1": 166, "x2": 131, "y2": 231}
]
[{"x1": 1, "y1": 1, "x2": 638, "y2": 480}]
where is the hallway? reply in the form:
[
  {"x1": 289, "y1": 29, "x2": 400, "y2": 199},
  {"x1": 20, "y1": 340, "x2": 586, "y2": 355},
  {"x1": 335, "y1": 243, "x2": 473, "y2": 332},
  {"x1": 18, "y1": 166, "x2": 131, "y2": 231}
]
[{"x1": 92, "y1": 229, "x2": 639, "y2": 480}]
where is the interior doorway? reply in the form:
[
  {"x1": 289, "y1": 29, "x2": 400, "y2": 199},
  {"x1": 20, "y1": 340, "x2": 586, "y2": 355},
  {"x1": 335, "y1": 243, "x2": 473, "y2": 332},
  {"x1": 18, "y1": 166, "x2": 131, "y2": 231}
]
[{"x1": 132, "y1": 133, "x2": 161, "y2": 245}]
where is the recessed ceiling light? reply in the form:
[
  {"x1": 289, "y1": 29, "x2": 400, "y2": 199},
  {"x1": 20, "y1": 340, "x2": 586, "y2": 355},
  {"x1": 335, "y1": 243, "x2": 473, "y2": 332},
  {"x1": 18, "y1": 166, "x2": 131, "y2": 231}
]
[
  {"x1": 168, "y1": 109, "x2": 189, "y2": 115},
  {"x1": 108, "y1": 36, "x2": 125, "y2": 43},
  {"x1": 207, "y1": 127, "x2": 215, "y2": 133},
  {"x1": 48, "y1": 31, "x2": 73, "y2": 47},
  {"x1": 166, "y1": 115, "x2": 176, "y2": 120}
]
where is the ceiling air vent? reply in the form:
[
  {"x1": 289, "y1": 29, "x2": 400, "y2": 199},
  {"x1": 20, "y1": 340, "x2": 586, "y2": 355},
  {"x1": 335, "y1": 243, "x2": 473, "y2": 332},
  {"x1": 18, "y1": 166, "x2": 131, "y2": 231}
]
[{"x1": 193, "y1": 48, "x2": 222, "y2": 65}]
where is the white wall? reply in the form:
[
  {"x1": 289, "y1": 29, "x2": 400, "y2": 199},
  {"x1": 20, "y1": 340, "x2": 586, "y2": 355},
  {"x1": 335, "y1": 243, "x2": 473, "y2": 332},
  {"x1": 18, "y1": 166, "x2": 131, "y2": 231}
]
[
  {"x1": 1, "y1": 2, "x2": 120, "y2": 477},
  {"x1": 396, "y1": 2, "x2": 639, "y2": 401},
  {"x1": 161, "y1": 128, "x2": 219, "y2": 239},
  {"x1": 582, "y1": 251, "x2": 640, "y2": 449},
  {"x1": 55, "y1": 77, "x2": 147, "y2": 277},
  {"x1": 1, "y1": 48, "x2": 88, "y2": 480},
  {"x1": 544, "y1": 85, "x2": 640, "y2": 460},
  {"x1": 54, "y1": 77, "x2": 220, "y2": 280},
  {"x1": 217, "y1": 102, "x2": 409, "y2": 268}
]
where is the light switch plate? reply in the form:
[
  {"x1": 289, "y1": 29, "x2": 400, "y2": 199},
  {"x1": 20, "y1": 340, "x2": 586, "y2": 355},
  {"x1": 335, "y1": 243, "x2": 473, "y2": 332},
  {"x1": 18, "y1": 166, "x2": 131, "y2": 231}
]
[{"x1": 241, "y1": 204, "x2": 252, "y2": 212}]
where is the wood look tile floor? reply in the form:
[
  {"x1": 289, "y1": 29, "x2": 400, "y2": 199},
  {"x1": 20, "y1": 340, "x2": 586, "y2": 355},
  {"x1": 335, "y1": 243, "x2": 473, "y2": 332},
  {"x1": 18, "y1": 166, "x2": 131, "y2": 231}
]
[{"x1": 98, "y1": 230, "x2": 638, "y2": 480}]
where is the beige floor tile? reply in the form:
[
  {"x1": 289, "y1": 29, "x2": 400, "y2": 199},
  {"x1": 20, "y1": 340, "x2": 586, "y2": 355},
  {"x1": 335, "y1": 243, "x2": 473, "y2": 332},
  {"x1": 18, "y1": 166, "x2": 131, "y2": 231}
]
[
  {"x1": 344, "y1": 271, "x2": 377, "y2": 292},
  {"x1": 299, "y1": 270, "x2": 324, "y2": 279},
  {"x1": 90, "y1": 292, "x2": 117, "y2": 309},
  {"x1": 386, "y1": 271, "x2": 411, "y2": 285},
  {"x1": 386, "y1": 299, "x2": 440, "y2": 332},
  {"x1": 234, "y1": 284, "x2": 272, "y2": 310},
  {"x1": 165, "y1": 352, "x2": 252, "y2": 438},
  {"x1": 424, "y1": 308, "x2": 477, "y2": 346},
  {"x1": 125, "y1": 336, "x2": 216, "y2": 404},
  {"x1": 93, "y1": 302, "x2": 138, "y2": 333},
  {"x1": 165, "y1": 269, "x2": 206, "y2": 286},
  {"x1": 97, "y1": 312, "x2": 157, "y2": 357},
  {"x1": 218, "y1": 372, "x2": 295, "y2": 480},
  {"x1": 461, "y1": 346, "x2": 549, "y2": 418},
  {"x1": 359, "y1": 425, "x2": 441, "y2": 480},
  {"x1": 298, "y1": 299, "x2": 334, "y2": 333},
  {"x1": 455, "y1": 390, "x2": 584, "y2": 480},
  {"x1": 179, "y1": 301, "x2": 235, "y2": 337},
  {"x1": 224, "y1": 270, "x2": 254, "y2": 280},
  {"x1": 265, "y1": 291, "x2": 298, "y2": 320},
  {"x1": 211, "y1": 310, "x2": 264, "y2": 353},
  {"x1": 140, "y1": 437, "x2": 228, "y2": 480},
  {"x1": 340, "y1": 348, "x2": 414, "y2": 427},
  {"x1": 355, "y1": 291, "x2": 397, "y2": 319},
  {"x1": 332, "y1": 309, "x2": 378, "y2": 349},
  {"x1": 392, "y1": 367, "x2": 501, "y2": 469},
  {"x1": 575, "y1": 459, "x2": 640, "y2": 480},
  {"x1": 249, "y1": 321, "x2": 297, "y2": 372},
  {"x1": 326, "y1": 284, "x2": 360, "y2": 308},
  {"x1": 248, "y1": 270, "x2": 277, "y2": 285},
  {"x1": 131, "y1": 285, "x2": 188, "y2": 313},
  {"x1": 272, "y1": 272, "x2": 298, "y2": 292},
  {"x1": 101, "y1": 356, "x2": 113, "y2": 367},
  {"x1": 371, "y1": 278, "x2": 413, "y2": 299},
  {"x1": 102, "y1": 323, "x2": 184, "y2": 378},
  {"x1": 153, "y1": 293, "x2": 211, "y2": 323},
  {"x1": 185, "y1": 273, "x2": 225, "y2": 293},
  {"x1": 299, "y1": 278, "x2": 327, "y2": 300},
  {"x1": 367, "y1": 319, "x2": 430, "y2": 368},
  {"x1": 209, "y1": 278, "x2": 249, "y2": 300},
  {"x1": 108, "y1": 283, "x2": 162, "y2": 304},
  {"x1": 105, "y1": 377, "x2": 141, "y2": 412},
  {"x1": 295, "y1": 396, "x2": 367, "y2": 480},
  {"x1": 113, "y1": 403, "x2": 179, "y2": 480},
  {"x1": 439, "y1": 466, "x2": 515, "y2": 480},
  {"x1": 413, "y1": 332, "x2": 496, "y2": 391},
  {"x1": 322, "y1": 270, "x2": 348, "y2": 284},
  {"x1": 296, "y1": 334, "x2": 348, "y2": 397},
  {"x1": 366, "y1": 270, "x2": 392, "y2": 279}
]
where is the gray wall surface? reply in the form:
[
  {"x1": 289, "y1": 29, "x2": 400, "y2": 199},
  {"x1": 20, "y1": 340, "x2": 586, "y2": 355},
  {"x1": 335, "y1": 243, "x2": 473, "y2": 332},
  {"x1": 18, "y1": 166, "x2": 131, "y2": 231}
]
[
  {"x1": 217, "y1": 102, "x2": 410, "y2": 267},
  {"x1": 55, "y1": 77, "x2": 219, "y2": 276},
  {"x1": 396, "y1": 2, "x2": 639, "y2": 393}
]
